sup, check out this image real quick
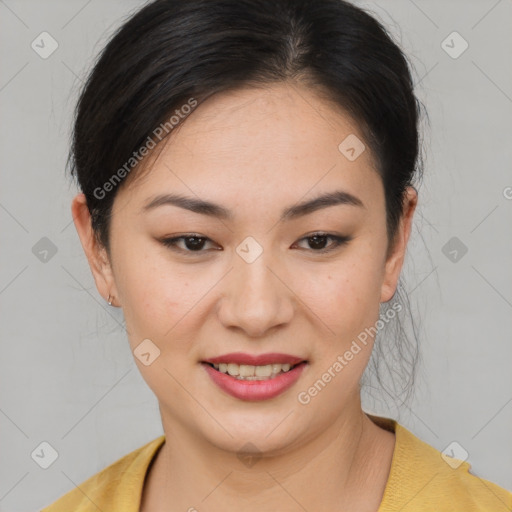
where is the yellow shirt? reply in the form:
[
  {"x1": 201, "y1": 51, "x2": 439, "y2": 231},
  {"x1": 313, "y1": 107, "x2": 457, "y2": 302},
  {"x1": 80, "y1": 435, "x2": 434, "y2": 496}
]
[{"x1": 40, "y1": 415, "x2": 512, "y2": 511}]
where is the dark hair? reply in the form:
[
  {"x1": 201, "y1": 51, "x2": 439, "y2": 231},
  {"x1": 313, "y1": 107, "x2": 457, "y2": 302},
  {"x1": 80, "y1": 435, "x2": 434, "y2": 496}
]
[{"x1": 68, "y1": 0, "x2": 427, "y2": 405}]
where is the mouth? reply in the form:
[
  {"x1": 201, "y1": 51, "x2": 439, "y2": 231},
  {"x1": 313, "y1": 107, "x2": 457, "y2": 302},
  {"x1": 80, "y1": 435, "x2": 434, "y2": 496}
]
[
  {"x1": 200, "y1": 353, "x2": 308, "y2": 401},
  {"x1": 202, "y1": 361, "x2": 306, "y2": 381}
]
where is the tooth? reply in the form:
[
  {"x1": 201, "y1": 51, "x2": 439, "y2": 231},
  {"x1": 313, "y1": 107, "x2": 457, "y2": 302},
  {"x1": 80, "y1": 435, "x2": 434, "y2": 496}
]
[
  {"x1": 239, "y1": 364, "x2": 255, "y2": 377},
  {"x1": 227, "y1": 363, "x2": 240, "y2": 376},
  {"x1": 255, "y1": 364, "x2": 273, "y2": 377},
  {"x1": 213, "y1": 363, "x2": 219, "y2": 370},
  {"x1": 213, "y1": 362, "x2": 297, "y2": 378}
]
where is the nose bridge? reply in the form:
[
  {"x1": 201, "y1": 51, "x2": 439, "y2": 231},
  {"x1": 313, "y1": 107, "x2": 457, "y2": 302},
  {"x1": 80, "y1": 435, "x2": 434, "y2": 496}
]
[{"x1": 217, "y1": 239, "x2": 293, "y2": 336}]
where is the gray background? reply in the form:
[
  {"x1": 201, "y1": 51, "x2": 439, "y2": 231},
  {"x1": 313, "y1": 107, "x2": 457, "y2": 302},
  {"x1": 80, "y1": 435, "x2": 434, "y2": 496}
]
[{"x1": 1, "y1": 0, "x2": 511, "y2": 510}]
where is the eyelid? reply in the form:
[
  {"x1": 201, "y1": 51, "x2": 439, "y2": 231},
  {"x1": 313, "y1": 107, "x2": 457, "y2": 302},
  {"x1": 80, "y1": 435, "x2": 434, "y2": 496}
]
[
  {"x1": 159, "y1": 232, "x2": 352, "y2": 255},
  {"x1": 294, "y1": 232, "x2": 352, "y2": 253},
  {"x1": 159, "y1": 233, "x2": 219, "y2": 255}
]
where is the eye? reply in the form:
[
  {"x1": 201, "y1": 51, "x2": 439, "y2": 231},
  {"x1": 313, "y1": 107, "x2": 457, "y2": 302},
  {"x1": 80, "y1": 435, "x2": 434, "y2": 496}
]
[
  {"x1": 159, "y1": 234, "x2": 219, "y2": 255},
  {"x1": 159, "y1": 232, "x2": 352, "y2": 256},
  {"x1": 293, "y1": 232, "x2": 352, "y2": 253}
]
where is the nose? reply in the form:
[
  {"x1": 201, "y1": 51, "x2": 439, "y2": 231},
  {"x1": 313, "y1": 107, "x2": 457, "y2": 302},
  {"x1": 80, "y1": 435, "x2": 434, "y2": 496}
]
[{"x1": 216, "y1": 249, "x2": 294, "y2": 338}]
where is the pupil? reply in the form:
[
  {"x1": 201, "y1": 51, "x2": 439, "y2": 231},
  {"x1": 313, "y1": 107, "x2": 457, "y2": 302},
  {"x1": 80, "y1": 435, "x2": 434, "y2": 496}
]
[
  {"x1": 309, "y1": 235, "x2": 327, "y2": 250},
  {"x1": 185, "y1": 236, "x2": 204, "y2": 250}
]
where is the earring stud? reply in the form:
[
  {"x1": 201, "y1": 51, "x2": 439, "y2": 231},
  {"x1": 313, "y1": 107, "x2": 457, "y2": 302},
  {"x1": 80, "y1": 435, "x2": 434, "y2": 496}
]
[{"x1": 107, "y1": 294, "x2": 113, "y2": 306}]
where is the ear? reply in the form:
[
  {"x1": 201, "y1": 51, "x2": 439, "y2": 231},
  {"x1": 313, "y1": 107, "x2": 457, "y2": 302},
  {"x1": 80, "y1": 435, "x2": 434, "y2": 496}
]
[
  {"x1": 380, "y1": 186, "x2": 418, "y2": 303},
  {"x1": 71, "y1": 193, "x2": 119, "y2": 306}
]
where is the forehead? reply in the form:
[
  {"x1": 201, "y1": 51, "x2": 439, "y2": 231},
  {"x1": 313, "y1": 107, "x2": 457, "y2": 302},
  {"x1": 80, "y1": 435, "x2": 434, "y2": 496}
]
[{"x1": 116, "y1": 82, "x2": 382, "y2": 216}]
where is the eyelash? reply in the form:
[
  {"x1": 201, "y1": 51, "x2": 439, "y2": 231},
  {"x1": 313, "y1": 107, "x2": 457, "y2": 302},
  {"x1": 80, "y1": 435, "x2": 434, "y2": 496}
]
[{"x1": 159, "y1": 232, "x2": 352, "y2": 256}]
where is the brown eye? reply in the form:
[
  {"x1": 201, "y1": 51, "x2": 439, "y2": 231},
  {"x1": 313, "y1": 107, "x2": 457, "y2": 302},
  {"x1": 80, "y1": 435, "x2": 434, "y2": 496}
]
[
  {"x1": 294, "y1": 232, "x2": 352, "y2": 253},
  {"x1": 160, "y1": 234, "x2": 218, "y2": 254}
]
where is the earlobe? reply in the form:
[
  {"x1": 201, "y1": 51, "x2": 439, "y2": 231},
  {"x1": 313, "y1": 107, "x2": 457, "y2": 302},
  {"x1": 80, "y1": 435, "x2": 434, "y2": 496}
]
[
  {"x1": 380, "y1": 186, "x2": 418, "y2": 303},
  {"x1": 380, "y1": 236, "x2": 403, "y2": 303},
  {"x1": 71, "y1": 193, "x2": 118, "y2": 303}
]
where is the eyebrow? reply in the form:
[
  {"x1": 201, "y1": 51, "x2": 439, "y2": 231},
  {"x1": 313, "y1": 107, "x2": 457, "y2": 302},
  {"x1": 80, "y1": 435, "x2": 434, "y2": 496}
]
[{"x1": 141, "y1": 190, "x2": 365, "y2": 221}]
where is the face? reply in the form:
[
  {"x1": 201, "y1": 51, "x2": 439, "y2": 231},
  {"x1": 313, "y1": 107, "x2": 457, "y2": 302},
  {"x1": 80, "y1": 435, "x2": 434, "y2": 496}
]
[{"x1": 73, "y1": 81, "x2": 416, "y2": 455}]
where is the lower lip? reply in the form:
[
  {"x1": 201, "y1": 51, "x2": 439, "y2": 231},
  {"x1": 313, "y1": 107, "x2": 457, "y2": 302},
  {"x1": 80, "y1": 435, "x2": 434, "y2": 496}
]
[{"x1": 201, "y1": 362, "x2": 308, "y2": 401}]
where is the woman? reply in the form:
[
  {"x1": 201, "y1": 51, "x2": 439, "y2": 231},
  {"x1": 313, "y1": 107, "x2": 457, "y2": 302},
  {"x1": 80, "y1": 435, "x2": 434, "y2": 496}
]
[{"x1": 41, "y1": 0, "x2": 512, "y2": 510}]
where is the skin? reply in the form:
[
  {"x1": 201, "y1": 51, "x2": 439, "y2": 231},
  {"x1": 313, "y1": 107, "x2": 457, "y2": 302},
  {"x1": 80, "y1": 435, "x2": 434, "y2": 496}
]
[{"x1": 72, "y1": 80, "x2": 417, "y2": 511}]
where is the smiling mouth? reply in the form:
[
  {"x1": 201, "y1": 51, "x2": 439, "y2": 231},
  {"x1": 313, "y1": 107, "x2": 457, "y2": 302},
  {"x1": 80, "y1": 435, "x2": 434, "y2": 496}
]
[{"x1": 203, "y1": 361, "x2": 306, "y2": 381}]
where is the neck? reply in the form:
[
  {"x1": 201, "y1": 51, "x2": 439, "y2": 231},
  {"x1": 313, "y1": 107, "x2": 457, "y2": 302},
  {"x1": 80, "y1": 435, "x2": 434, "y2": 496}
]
[{"x1": 141, "y1": 400, "x2": 394, "y2": 512}]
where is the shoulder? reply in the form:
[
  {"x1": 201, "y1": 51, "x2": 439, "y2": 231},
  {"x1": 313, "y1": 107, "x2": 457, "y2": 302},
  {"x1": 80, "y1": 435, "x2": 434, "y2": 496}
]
[
  {"x1": 40, "y1": 435, "x2": 165, "y2": 512},
  {"x1": 373, "y1": 416, "x2": 512, "y2": 512}
]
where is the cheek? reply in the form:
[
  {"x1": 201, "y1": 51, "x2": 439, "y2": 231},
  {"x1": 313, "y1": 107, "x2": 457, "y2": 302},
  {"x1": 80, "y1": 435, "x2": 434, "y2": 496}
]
[
  {"x1": 116, "y1": 249, "x2": 225, "y2": 367},
  {"x1": 298, "y1": 253, "x2": 383, "y2": 335},
  {"x1": 116, "y1": 254, "x2": 201, "y2": 398},
  {"x1": 112, "y1": 242, "x2": 186, "y2": 345}
]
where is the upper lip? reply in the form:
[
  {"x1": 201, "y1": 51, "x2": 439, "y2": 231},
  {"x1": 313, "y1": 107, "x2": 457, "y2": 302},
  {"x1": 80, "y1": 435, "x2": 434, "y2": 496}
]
[{"x1": 202, "y1": 352, "x2": 306, "y2": 366}]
